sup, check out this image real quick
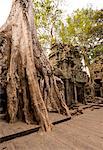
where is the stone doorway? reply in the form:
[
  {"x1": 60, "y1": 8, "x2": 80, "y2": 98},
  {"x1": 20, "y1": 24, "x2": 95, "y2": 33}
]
[
  {"x1": 76, "y1": 83, "x2": 85, "y2": 104},
  {"x1": 0, "y1": 85, "x2": 7, "y2": 114},
  {"x1": 94, "y1": 79, "x2": 102, "y2": 97}
]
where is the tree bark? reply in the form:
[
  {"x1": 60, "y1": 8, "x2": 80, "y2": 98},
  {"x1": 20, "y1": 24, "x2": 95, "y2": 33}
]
[{"x1": 0, "y1": 0, "x2": 70, "y2": 131}]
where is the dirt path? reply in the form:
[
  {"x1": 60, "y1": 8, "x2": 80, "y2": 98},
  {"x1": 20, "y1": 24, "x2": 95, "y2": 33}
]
[{"x1": 0, "y1": 108, "x2": 103, "y2": 150}]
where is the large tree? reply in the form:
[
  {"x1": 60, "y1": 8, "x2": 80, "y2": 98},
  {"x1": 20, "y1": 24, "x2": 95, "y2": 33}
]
[{"x1": 0, "y1": 0, "x2": 70, "y2": 131}]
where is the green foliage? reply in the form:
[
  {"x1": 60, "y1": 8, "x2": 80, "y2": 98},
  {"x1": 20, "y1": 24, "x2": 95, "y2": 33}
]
[
  {"x1": 59, "y1": 8, "x2": 103, "y2": 63},
  {"x1": 33, "y1": 0, "x2": 63, "y2": 51},
  {"x1": 33, "y1": 1, "x2": 103, "y2": 61},
  {"x1": 61, "y1": 8, "x2": 94, "y2": 45}
]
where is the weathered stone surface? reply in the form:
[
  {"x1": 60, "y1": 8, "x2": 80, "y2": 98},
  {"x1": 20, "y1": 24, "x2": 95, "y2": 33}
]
[
  {"x1": 49, "y1": 43, "x2": 89, "y2": 106},
  {"x1": 90, "y1": 56, "x2": 103, "y2": 98}
]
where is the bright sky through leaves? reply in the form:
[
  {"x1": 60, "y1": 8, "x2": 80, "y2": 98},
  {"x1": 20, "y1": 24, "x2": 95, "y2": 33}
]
[
  {"x1": 0, "y1": 0, "x2": 103, "y2": 27},
  {"x1": 62, "y1": 0, "x2": 103, "y2": 15}
]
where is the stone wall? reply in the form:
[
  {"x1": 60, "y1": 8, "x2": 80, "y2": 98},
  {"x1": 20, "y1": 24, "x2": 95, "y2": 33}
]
[
  {"x1": 49, "y1": 43, "x2": 89, "y2": 106},
  {"x1": 90, "y1": 56, "x2": 103, "y2": 98}
]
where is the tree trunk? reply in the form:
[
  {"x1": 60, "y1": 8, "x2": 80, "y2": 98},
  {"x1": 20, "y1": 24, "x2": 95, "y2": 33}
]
[{"x1": 0, "y1": 0, "x2": 70, "y2": 131}]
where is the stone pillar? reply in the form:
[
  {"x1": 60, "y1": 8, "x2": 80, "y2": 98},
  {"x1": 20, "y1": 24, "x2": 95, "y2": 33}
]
[
  {"x1": 74, "y1": 83, "x2": 78, "y2": 104},
  {"x1": 65, "y1": 79, "x2": 70, "y2": 105},
  {"x1": 101, "y1": 81, "x2": 103, "y2": 97}
]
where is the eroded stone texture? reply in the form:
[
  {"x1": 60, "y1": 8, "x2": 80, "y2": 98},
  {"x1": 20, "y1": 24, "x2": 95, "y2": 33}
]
[
  {"x1": 90, "y1": 56, "x2": 103, "y2": 98},
  {"x1": 49, "y1": 43, "x2": 89, "y2": 106}
]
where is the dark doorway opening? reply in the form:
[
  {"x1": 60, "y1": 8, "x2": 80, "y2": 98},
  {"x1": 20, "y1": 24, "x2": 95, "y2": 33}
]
[
  {"x1": 94, "y1": 79, "x2": 102, "y2": 97},
  {"x1": 76, "y1": 83, "x2": 84, "y2": 103},
  {"x1": 63, "y1": 79, "x2": 75, "y2": 106},
  {"x1": 0, "y1": 86, "x2": 7, "y2": 114}
]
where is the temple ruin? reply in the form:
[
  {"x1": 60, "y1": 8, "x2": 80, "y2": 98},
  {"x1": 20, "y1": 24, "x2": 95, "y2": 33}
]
[
  {"x1": 90, "y1": 56, "x2": 103, "y2": 98},
  {"x1": 49, "y1": 43, "x2": 89, "y2": 106}
]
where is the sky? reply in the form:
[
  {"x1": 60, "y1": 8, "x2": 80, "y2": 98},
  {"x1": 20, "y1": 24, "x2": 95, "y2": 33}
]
[
  {"x1": 62, "y1": 0, "x2": 103, "y2": 15},
  {"x1": 0, "y1": 0, "x2": 12, "y2": 27},
  {"x1": 0, "y1": 0, "x2": 103, "y2": 27}
]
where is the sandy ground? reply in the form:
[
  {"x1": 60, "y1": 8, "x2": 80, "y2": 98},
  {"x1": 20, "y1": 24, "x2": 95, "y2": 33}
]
[{"x1": 0, "y1": 108, "x2": 103, "y2": 150}]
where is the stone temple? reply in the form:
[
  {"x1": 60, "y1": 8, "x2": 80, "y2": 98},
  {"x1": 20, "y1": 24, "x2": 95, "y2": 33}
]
[{"x1": 49, "y1": 43, "x2": 89, "y2": 106}]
